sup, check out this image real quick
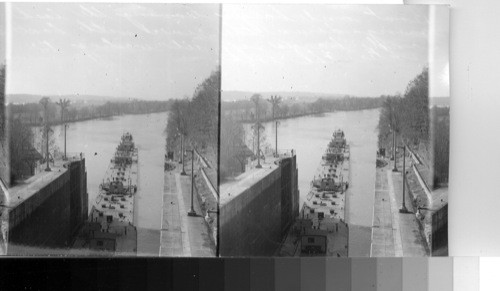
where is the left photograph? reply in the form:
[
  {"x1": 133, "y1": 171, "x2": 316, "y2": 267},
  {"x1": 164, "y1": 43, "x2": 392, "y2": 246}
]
[{"x1": 0, "y1": 3, "x2": 220, "y2": 256}]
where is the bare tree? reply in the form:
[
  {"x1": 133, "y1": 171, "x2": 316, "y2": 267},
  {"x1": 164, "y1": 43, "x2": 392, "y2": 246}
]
[
  {"x1": 39, "y1": 97, "x2": 52, "y2": 171},
  {"x1": 9, "y1": 119, "x2": 37, "y2": 183},
  {"x1": 165, "y1": 98, "x2": 190, "y2": 163},
  {"x1": 378, "y1": 96, "x2": 403, "y2": 168},
  {"x1": 189, "y1": 69, "x2": 219, "y2": 149},
  {"x1": 165, "y1": 68, "x2": 219, "y2": 174},
  {"x1": 220, "y1": 114, "x2": 248, "y2": 179},
  {"x1": 401, "y1": 67, "x2": 429, "y2": 145},
  {"x1": 250, "y1": 94, "x2": 264, "y2": 168}
]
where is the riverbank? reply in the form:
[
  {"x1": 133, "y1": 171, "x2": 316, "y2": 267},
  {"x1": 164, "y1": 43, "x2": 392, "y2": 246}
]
[
  {"x1": 39, "y1": 112, "x2": 168, "y2": 255},
  {"x1": 247, "y1": 109, "x2": 379, "y2": 256},
  {"x1": 19, "y1": 110, "x2": 170, "y2": 127},
  {"x1": 239, "y1": 111, "x2": 326, "y2": 124},
  {"x1": 237, "y1": 107, "x2": 381, "y2": 124}
]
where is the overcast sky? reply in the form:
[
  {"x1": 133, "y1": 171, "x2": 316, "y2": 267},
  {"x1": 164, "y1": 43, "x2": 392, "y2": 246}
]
[
  {"x1": 6, "y1": 3, "x2": 220, "y2": 100},
  {"x1": 222, "y1": 5, "x2": 449, "y2": 97}
]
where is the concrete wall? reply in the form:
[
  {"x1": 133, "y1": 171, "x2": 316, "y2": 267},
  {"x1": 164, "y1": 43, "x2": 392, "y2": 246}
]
[
  {"x1": 8, "y1": 170, "x2": 72, "y2": 249},
  {"x1": 220, "y1": 167, "x2": 281, "y2": 256},
  {"x1": 280, "y1": 156, "x2": 299, "y2": 236},
  {"x1": 405, "y1": 169, "x2": 431, "y2": 255},
  {"x1": 432, "y1": 204, "x2": 448, "y2": 256},
  {"x1": 220, "y1": 156, "x2": 299, "y2": 256},
  {"x1": 69, "y1": 159, "x2": 88, "y2": 236},
  {"x1": 7, "y1": 159, "x2": 88, "y2": 253}
]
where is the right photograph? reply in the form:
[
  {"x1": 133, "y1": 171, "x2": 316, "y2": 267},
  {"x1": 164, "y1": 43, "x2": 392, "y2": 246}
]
[{"x1": 219, "y1": 4, "x2": 449, "y2": 257}]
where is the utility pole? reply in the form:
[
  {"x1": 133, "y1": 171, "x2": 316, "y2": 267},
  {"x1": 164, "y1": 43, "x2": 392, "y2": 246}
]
[
  {"x1": 251, "y1": 94, "x2": 263, "y2": 168},
  {"x1": 187, "y1": 149, "x2": 196, "y2": 217},
  {"x1": 267, "y1": 95, "x2": 282, "y2": 157},
  {"x1": 176, "y1": 132, "x2": 182, "y2": 164},
  {"x1": 45, "y1": 122, "x2": 50, "y2": 171},
  {"x1": 56, "y1": 98, "x2": 70, "y2": 160},
  {"x1": 40, "y1": 97, "x2": 51, "y2": 172},
  {"x1": 180, "y1": 134, "x2": 187, "y2": 175},
  {"x1": 392, "y1": 127, "x2": 398, "y2": 172},
  {"x1": 64, "y1": 124, "x2": 68, "y2": 159},
  {"x1": 399, "y1": 145, "x2": 409, "y2": 213},
  {"x1": 275, "y1": 119, "x2": 278, "y2": 157},
  {"x1": 388, "y1": 97, "x2": 400, "y2": 173},
  {"x1": 256, "y1": 121, "x2": 262, "y2": 168}
]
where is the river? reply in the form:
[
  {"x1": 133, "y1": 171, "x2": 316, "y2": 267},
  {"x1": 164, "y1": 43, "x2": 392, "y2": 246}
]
[
  {"x1": 254, "y1": 109, "x2": 380, "y2": 257},
  {"x1": 46, "y1": 109, "x2": 378, "y2": 256},
  {"x1": 49, "y1": 112, "x2": 168, "y2": 256}
]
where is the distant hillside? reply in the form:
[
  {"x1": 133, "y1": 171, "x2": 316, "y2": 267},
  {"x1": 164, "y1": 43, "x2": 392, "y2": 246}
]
[
  {"x1": 6, "y1": 94, "x2": 131, "y2": 106},
  {"x1": 222, "y1": 90, "x2": 347, "y2": 103}
]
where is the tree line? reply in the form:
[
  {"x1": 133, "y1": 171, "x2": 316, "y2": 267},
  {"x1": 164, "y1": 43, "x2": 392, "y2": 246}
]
[
  {"x1": 222, "y1": 95, "x2": 383, "y2": 123},
  {"x1": 378, "y1": 68, "x2": 430, "y2": 148},
  {"x1": 377, "y1": 67, "x2": 449, "y2": 186},
  {"x1": 220, "y1": 93, "x2": 386, "y2": 181},
  {"x1": 220, "y1": 113, "x2": 247, "y2": 180},
  {"x1": 220, "y1": 93, "x2": 384, "y2": 181},
  {"x1": 6, "y1": 96, "x2": 173, "y2": 186},
  {"x1": 165, "y1": 68, "x2": 219, "y2": 167},
  {"x1": 1, "y1": 61, "x2": 174, "y2": 185},
  {"x1": 8, "y1": 99, "x2": 173, "y2": 126}
]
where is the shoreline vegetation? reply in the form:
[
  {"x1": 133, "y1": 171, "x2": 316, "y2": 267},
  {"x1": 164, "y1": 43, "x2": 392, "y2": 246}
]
[
  {"x1": 223, "y1": 96, "x2": 383, "y2": 124},
  {"x1": 7, "y1": 99, "x2": 173, "y2": 127},
  {"x1": 376, "y1": 67, "x2": 449, "y2": 255},
  {"x1": 220, "y1": 94, "x2": 384, "y2": 182},
  {"x1": 6, "y1": 96, "x2": 172, "y2": 185},
  {"x1": 220, "y1": 69, "x2": 449, "y2": 186},
  {"x1": 165, "y1": 68, "x2": 219, "y2": 169},
  {"x1": 4, "y1": 67, "x2": 173, "y2": 185},
  {"x1": 164, "y1": 68, "x2": 220, "y2": 247},
  {"x1": 377, "y1": 67, "x2": 449, "y2": 187}
]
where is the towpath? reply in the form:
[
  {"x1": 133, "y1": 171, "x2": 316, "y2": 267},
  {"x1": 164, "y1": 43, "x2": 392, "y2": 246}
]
[
  {"x1": 159, "y1": 158, "x2": 215, "y2": 257},
  {"x1": 371, "y1": 156, "x2": 428, "y2": 257}
]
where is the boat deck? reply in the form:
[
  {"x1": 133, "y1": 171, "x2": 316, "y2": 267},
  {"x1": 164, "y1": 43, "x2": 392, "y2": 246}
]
[
  {"x1": 304, "y1": 145, "x2": 349, "y2": 221},
  {"x1": 278, "y1": 130, "x2": 350, "y2": 257},
  {"x1": 71, "y1": 133, "x2": 139, "y2": 255},
  {"x1": 92, "y1": 156, "x2": 138, "y2": 224}
]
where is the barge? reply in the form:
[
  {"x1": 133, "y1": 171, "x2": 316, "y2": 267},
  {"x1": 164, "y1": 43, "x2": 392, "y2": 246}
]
[
  {"x1": 278, "y1": 129, "x2": 350, "y2": 257},
  {"x1": 303, "y1": 129, "x2": 349, "y2": 220},
  {"x1": 72, "y1": 132, "x2": 138, "y2": 255}
]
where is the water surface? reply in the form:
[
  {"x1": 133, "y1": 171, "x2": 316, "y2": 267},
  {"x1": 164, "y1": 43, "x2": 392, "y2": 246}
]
[
  {"x1": 251, "y1": 109, "x2": 379, "y2": 256},
  {"x1": 50, "y1": 112, "x2": 168, "y2": 255}
]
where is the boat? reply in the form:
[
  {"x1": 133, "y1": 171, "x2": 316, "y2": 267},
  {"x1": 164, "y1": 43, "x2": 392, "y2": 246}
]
[
  {"x1": 72, "y1": 132, "x2": 138, "y2": 254},
  {"x1": 302, "y1": 129, "x2": 349, "y2": 221},
  {"x1": 278, "y1": 129, "x2": 350, "y2": 257}
]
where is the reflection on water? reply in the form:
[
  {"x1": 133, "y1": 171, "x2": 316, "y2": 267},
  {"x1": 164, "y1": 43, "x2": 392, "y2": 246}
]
[
  {"x1": 253, "y1": 109, "x2": 379, "y2": 256},
  {"x1": 50, "y1": 112, "x2": 168, "y2": 255}
]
